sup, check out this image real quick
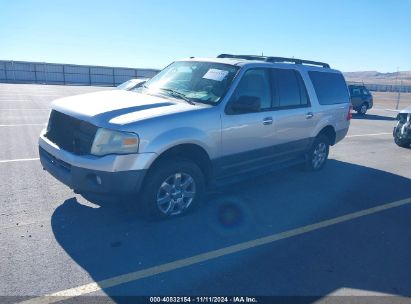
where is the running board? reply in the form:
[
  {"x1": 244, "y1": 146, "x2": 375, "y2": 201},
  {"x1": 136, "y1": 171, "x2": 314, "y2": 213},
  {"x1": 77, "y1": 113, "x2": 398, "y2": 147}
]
[{"x1": 209, "y1": 156, "x2": 305, "y2": 189}]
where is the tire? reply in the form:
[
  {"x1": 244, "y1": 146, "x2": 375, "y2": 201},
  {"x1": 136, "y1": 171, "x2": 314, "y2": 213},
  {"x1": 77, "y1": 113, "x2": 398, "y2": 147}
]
[
  {"x1": 305, "y1": 134, "x2": 330, "y2": 171},
  {"x1": 356, "y1": 103, "x2": 368, "y2": 115},
  {"x1": 140, "y1": 158, "x2": 205, "y2": 220},
  {"x1": 394, "y1": 124, "x2": 411, "y2": 148}
]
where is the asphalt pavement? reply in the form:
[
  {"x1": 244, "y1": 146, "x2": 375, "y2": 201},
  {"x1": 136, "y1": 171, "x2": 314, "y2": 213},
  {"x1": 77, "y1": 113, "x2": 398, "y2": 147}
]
[{"x1": 0, "y1": 83, "x2": 410, "y2": 304}]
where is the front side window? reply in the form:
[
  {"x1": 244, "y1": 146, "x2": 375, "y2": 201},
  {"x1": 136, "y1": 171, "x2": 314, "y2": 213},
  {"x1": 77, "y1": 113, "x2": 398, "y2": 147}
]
[
  {"x1": 231, "y1": 69, "x2": 272, "y2": 110},
  {"x1": 361, "y1": 88, "x2": 370, "y2": 95},
  {"x1": 138, "y1": 61, "x2": 239, "y2": 104}
]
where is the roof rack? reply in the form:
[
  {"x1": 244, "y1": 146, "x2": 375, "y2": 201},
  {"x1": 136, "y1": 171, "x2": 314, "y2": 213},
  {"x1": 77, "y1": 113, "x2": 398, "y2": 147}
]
[{"x1": 217, "y1": 54, "x2": 330, "y2": 68}]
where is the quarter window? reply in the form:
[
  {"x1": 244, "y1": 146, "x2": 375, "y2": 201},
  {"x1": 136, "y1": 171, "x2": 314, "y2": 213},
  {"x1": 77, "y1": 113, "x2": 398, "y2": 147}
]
[{"x1": 309, "y1": 71, "x2": 349, "y2": 105}]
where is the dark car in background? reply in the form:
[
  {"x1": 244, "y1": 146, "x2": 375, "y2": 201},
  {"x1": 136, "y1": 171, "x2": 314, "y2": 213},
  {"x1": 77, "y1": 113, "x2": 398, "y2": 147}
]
[{"x1": 348, "y1": 84, "x2": 373, "y2": 115}]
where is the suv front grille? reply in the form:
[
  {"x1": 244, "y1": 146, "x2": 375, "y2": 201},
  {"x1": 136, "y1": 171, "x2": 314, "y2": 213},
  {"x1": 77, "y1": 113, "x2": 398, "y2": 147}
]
[{"x1": 45, "y1": 110, "x2": 98, "y2": 155}]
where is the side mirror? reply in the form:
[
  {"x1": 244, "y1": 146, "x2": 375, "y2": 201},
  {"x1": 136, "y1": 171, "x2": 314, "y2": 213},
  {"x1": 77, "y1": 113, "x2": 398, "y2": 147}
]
[{"x1": 229, "y1": 96, "x2": 261, "y2": 114}]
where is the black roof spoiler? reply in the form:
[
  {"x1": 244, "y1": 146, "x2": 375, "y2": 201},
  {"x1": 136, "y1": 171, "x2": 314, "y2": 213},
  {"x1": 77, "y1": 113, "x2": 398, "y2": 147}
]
[{"x1": 217, "y1": 54, "x2": 330, "y2": 68}]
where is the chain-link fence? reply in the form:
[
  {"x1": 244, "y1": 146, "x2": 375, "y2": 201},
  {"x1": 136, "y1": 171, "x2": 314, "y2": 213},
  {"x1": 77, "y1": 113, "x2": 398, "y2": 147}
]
[
  {"x1": 364, "y1": 83, "x2": 411, "y2": 93},
  {"x1": 0, "y1": 60, "x2": 159, "y2": 86}
]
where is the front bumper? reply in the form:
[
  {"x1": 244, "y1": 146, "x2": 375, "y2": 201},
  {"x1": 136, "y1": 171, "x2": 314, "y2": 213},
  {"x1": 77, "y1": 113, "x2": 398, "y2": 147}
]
[
  {"x1": 39, "y1": 147, "x2": 147, "y2": 194},
  {"x1": 38, "y1": 130, "x2": 155, "y2": 194}
]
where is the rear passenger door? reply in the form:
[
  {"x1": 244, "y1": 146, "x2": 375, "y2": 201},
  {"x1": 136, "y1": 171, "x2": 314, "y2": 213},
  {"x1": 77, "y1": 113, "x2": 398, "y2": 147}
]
[{"x1": 271, "y1": 68, "x2": 315, "y2": 155}]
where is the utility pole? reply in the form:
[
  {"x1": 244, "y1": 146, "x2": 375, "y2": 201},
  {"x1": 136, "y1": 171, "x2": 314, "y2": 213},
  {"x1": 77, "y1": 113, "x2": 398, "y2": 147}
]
[
  {"x1": 396, "y1": 79, "x2": 402, "y2": 110},
  {"x1": 394, "y1": 67, "x2": 400, "y2": 110}
]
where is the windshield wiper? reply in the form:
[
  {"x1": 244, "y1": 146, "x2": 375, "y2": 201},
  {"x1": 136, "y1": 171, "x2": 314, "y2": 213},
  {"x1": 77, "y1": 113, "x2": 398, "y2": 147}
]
[{"x1": 158, "y1": 88, "x2": 195, "y2": 105}]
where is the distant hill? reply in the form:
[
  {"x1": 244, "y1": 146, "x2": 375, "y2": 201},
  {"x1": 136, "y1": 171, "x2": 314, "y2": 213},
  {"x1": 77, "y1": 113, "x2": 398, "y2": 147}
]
[{"x1": 343, "y1": 71, "x2": 411, "y2": 85}]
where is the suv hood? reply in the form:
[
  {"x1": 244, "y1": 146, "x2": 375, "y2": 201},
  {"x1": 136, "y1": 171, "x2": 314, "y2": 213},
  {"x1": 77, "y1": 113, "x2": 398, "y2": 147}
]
[{"x1": 52, "y1": 90, "x2": 205, "y2": 126}]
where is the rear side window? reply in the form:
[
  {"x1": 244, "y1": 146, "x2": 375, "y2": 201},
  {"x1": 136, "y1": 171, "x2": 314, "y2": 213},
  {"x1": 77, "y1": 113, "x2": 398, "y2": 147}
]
[
  {"x1": 350, "y1": 87, "x2": 361, "y2": 96},
  {"x1": 272, "y1": 69, "x2": 309, "y2": 108},
  {"x1": 309, "y1": 71, "x2": 349, "y2": 105}
]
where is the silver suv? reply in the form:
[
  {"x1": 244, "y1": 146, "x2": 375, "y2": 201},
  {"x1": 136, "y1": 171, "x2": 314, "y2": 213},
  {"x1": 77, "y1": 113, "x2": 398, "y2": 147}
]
[{"x1": 39, "y1": 54, "x2": 351, "y2": 219}]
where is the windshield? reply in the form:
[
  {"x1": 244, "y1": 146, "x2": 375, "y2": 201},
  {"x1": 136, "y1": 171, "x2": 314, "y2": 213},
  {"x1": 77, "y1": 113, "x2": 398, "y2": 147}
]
[{"x1": 138, "y1": 61, "x2": 239, "y2": 104}]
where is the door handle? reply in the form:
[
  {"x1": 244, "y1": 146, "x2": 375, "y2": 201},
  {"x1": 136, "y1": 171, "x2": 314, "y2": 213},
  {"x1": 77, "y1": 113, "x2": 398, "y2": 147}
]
[
  {"x1": 306, "y1": 112, "x2": 314, "y2": 119},
  {"x1": 263, "y1": 117, "x2": 273, "y2": 125}
]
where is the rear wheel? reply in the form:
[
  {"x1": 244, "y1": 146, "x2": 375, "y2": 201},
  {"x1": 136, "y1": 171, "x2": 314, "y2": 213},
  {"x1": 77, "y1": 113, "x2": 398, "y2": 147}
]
[
  {"x1": 305, "y1": 134, "x2": 330, "y2": 171},
  {"x1": 140, "y1": 158, "x2": 205, "y2": 220},
  {"x1": 357, "y1": 103, "x2": 368, "y2": 115}
]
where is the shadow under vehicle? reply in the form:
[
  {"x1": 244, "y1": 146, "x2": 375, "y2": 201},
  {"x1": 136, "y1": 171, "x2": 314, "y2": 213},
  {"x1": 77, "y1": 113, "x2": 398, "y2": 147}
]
[{"x1": 51, "y1": 160, "x2": 411, "y2": 301}]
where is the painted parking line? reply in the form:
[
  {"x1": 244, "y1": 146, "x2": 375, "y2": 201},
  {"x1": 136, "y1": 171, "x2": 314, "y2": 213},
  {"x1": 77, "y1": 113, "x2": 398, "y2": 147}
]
[
  {"x1": 0, "y1": 109, "x2": 49, "y2": 111},
  {"x1": 0, "y1": 158, "x2": 40, "y2": 164},
  {"x1": 346, "y1": 132, "x2": 392, "y2": 138},
  {"x1": 0, "y1": 124, "x2": 45, "y2": 127},
  {"x1": 19, "y1": 197, "x2": 411, "y2": 304}
]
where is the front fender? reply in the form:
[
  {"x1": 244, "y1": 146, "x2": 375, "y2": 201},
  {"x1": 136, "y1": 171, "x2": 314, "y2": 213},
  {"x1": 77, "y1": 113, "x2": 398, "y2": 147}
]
[{"x1": 142, "y1": 127, "x2": 217, "y2": 162}]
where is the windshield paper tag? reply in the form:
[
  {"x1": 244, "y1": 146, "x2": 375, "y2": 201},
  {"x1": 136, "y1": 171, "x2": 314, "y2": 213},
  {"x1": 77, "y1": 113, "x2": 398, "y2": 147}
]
[{"x1": 203, "y1": 69, "x2": 229, "y2": 81}]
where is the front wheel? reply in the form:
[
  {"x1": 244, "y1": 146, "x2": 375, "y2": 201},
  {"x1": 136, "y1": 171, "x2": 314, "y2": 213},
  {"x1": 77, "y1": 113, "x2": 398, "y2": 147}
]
[
  {"x1": 140, "y1": 158, "x2": 205, "y2": 220},
  {"x1": 305, "y1": 134, "x2": 330, "y2": 171},
  {"x1": 394, "y1": 123, "x2": 411, "y2": 148}
]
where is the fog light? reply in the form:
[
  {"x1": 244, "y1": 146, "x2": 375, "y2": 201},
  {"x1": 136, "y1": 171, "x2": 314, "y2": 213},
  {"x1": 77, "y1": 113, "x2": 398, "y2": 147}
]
[{"x1": 96, "y1": 175, "x2": 102, "y2": 185}]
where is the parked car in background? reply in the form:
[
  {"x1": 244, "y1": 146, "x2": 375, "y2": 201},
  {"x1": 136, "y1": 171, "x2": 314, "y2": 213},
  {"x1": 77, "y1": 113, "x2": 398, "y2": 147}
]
[
  {"x1": 39, "y1": 54, "x2": 351, "y2": 219},
  {"x1": 394, "y1": 106, "x2": 411, "y2": 148},
  {"x1": 348, "y1": 83, "x2": 373, "y2": 115},
  {"x1": 117, "y1": 78, "x2": 149, "y2": 90}
]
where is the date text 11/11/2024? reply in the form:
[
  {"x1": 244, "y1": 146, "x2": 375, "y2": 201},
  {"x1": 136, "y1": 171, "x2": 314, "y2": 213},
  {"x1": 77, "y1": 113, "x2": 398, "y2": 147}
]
[{"x1": 149, "y1": 296, "x2": 258, "y2": 303}]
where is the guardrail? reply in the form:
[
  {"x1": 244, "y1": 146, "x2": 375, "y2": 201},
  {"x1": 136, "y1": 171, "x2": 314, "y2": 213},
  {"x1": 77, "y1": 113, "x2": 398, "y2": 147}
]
[{"x1": 0, "y1": 60, "x2": 160, "y2": 86}]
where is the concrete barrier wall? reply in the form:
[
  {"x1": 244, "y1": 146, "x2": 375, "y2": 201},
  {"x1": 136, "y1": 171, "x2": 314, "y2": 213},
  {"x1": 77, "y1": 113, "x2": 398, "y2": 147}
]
[{"x1": 0, "y1": 60, "x2": 160, "y2": 86}]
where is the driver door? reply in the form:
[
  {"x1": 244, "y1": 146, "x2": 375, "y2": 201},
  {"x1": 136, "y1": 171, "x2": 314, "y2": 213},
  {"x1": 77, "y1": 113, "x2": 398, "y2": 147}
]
[{"x1": 218, "y1": 68, "x2": 277, "y2": 176}]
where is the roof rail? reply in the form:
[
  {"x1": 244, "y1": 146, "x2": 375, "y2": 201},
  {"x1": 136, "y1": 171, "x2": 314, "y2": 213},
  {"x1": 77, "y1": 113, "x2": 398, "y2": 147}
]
[{"x1": 217, "y1": 54, "x2": 330, "y2": 68}]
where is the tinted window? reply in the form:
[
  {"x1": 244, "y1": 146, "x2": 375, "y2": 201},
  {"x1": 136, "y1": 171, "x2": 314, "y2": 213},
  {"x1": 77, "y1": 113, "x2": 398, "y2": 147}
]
[
  {"x1": 272, "y1": 69, "x2": 309, "y2": 108},
  {"x1": 232, "y1": 69, "x2": 272, "y2": 110},
  {"x1": 309, "y1": 71, "x2": 349, "y2": 105},
  {"x1": 361, "y1": 88, "x2": 370, "y2": 95},
  {"x1": 350, "y1": 87, "x2": 361, "y2": 96}
]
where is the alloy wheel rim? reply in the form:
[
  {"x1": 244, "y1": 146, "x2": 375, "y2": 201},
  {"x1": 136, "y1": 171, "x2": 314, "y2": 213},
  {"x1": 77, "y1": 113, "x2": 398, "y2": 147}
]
[
  {"x1": 156, "y1": 172, "x2": 196, "y2": 216},
  {"x1": 312, "y1": 142, "x2": 327, "y2": 169}
]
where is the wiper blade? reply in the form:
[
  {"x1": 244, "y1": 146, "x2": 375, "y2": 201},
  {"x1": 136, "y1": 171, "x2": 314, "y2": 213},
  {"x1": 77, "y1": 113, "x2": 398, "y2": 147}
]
[{"x1": 159, "y1": 88, "x2": 195, "y2": 105}]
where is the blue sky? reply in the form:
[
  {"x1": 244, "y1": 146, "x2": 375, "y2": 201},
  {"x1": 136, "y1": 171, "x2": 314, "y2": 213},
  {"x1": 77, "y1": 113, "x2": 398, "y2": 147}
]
[{"x1": 1, "y1": 0, "x2": 410, "y2": 72}]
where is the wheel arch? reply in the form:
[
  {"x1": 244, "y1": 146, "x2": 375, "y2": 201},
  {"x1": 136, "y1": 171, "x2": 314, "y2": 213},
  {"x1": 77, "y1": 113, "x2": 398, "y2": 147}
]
[
  {"x1": 146, "y1": 143, "x2": 213, "y2": 183},
  {"x1": 317, "y1": 125, "x2": 337, "y2": 146}
]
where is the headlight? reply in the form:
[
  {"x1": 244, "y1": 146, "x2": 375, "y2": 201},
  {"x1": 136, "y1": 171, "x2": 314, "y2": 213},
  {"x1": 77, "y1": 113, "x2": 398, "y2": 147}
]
[{"x1": 91, "y1": 128, "x2": 139, "y2": 156}]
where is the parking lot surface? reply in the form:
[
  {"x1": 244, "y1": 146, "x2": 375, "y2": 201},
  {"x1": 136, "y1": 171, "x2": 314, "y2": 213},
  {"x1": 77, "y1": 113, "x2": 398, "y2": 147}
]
[{"x1": 0, "y1": 84, "x2": 411, "y2": 303}]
